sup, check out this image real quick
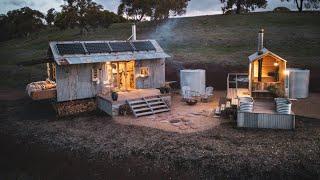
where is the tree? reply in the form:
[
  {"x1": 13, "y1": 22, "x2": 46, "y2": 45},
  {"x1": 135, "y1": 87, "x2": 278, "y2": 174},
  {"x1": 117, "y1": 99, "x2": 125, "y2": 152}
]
[
  {"x1": 280, "y1": 0, "x2": 319, "y2": 12},
  {"x1": 0, "y1": 14, "x2": 10, "y2": 41},
  {"x1": 59, "y1": 0, "x2": 103, "y2": 34},
  {"x1": 152, "y1": 0, "x2": 189, "y2": 20},
  {"x1": 55, "y1": 0, "x2": 125, "y2": 33},
  {"x1": 221, "y1": 0, "x2": 267, "y2": 14},
  {"x1": 118, "y1": 0, "x2": 189, "y2": 21},
  {"x1": 46, "y1": 8, "x2": 57, "y2": 26},
  {"x1": 100, "y1": 10, "x2": 126, "y2": 28},
  {"x1": 1, "y1": 7, "x2": 45, "y2": 38},
  {"x1": 117, "y1": 0, "x2": 153, "y2": 21}
]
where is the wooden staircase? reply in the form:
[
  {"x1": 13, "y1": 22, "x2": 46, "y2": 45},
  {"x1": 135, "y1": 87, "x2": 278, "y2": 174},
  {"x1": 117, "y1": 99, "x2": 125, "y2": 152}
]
[{"x1": 127, "y1": 96, "x2": 170, "y2": 117}]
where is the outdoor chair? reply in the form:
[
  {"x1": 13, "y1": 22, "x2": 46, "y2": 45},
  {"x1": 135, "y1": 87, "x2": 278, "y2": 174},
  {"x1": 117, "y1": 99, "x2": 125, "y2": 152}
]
[
  {"x1": 201, "y1": 86, "x2": 214, "y2": 102},
  {"x1": 181, "y1": 86, "x2": 192, "y2": 101},
  {"x1": 181, "y1": 86, "x2": 201, "y2": 102}
]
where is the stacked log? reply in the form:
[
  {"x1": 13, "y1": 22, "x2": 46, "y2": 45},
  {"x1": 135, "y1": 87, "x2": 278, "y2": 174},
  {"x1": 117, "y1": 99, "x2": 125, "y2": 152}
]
[{"x1": 54, "y1": 99, "x2": 97, "y2": 117}]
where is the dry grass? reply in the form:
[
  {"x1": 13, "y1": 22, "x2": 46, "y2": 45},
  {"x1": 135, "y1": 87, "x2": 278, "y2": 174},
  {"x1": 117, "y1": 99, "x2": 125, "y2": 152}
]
[{"x1": 0, "y1": 12, "x2": 319, "y2": 89}]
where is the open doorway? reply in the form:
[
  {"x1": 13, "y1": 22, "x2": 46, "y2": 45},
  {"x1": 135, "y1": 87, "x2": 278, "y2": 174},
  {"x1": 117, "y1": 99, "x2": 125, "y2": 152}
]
[{"x1": 107, "y1": 61, "x2": 135, "y2": 91}]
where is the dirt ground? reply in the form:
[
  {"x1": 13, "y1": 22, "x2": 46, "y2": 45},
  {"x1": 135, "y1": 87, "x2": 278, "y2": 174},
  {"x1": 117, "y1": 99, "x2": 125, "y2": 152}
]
[
  {"x1": 1, "y1": 89, "x2": 320, "y2": 179},
  {"x1": 114, "y1": 92, "x2": 224, "y2": 133},
  {"x1": 292, "y1": 93, "x2": 320, "y2": 120}
]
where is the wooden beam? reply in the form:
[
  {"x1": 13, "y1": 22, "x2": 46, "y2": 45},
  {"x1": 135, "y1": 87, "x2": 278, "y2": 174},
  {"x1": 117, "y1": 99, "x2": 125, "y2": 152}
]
[{"x1": 258, "y1": 58, "x2": 263, "y2": 82}]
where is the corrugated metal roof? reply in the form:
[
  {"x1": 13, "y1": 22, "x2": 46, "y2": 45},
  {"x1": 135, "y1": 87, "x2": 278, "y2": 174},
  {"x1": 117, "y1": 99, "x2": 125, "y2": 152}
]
[
  {"x1": 49, "y1": 40, "x2": 170, "y2": 65},
  {"x1": 248, "y1": 48, "x2": 287, "y2": 63}
]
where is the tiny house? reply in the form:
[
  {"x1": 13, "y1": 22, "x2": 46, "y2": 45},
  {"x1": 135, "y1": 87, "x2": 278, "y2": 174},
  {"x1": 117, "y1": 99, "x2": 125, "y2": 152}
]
[
  {"x1": 248, "y1": 29, "x2": 287, "y2": 98},
  {"x1": 230, "y1": 29, "x2": 296, "y2": 130},
  {"x1": 27, "y1": 25, "x2": 171, "y2": 117},
  {"x1": 48, "y1": 39, "x2": 169, "y2": 102}
]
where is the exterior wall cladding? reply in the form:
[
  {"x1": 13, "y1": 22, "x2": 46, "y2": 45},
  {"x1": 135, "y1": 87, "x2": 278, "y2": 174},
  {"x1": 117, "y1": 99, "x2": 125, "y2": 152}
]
[
  {"x1": 237, "y1": 112, "x2": 295, "y2": 130},
  {"x1": 55, "y1": 59, "x2": 165, "y2": 102}
]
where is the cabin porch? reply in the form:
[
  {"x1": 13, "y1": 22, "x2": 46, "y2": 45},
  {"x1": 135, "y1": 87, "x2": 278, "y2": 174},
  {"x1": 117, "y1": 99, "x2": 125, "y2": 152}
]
[{"x1": 96, "y1": 88, "x2": 171, "y2": 117}]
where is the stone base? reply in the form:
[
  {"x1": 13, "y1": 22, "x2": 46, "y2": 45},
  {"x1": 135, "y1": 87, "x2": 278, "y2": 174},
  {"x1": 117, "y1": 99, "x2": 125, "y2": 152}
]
[{"x1": 54, "y1": 98, "x2": 97, "y2": 117}]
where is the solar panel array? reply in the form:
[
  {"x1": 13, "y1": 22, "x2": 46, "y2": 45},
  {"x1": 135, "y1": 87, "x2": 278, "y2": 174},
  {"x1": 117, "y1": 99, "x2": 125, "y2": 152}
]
[
  {"x1": 109, "y1": 42, "x2": 134, "y2": 52},
  {"x1": 132, "y1": 41, "x2": 156, "y2": 51},
  {"x1": 56, "y1": 41, "x2": 156, "y2": 55},
  {"x1": 85, "y1": 43, "x2": 111, "y2": 54},
  {"x1": 56, "y1": 43, "x2": 86, "y2": 55}
]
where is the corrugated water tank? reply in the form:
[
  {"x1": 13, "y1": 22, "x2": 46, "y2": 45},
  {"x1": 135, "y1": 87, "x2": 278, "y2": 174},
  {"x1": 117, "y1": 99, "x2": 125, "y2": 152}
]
[
  {"x1": 180, "y1": 69, "x2": 206, "y2": 95},
  {"x1": 287, "y1": 68, "x2": 310, "y2": 99}
]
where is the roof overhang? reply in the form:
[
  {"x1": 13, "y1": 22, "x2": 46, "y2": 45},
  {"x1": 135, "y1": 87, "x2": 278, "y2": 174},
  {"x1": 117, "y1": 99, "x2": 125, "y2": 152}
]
[
  {"x1": 248, "y1": 48, "x2": 287, "y2": 63},
  {"x1": 49, "y1": 40, "x2": 170, "y2": 65}
]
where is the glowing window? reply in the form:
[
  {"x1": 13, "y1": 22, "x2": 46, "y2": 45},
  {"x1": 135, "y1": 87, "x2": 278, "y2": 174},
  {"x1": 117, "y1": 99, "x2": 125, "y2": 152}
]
[{"x1": 140, "y1": 67, "x2": 149, "y2": 77}]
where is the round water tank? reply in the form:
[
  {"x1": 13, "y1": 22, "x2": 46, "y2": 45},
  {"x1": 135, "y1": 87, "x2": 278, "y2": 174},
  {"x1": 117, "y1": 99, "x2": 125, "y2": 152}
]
[
  {"x1": 180, "y1": 69, "x2": 206, "y2": 95},
  {"x1": 288, "y1": 68, "x2": 310, "y2": 99}
]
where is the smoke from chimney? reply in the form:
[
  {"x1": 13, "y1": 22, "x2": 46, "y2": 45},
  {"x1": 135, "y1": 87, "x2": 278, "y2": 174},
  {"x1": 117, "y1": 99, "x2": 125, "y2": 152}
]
[{"x1": 258, "y1": 28, "x2": 264, "y2": 54}]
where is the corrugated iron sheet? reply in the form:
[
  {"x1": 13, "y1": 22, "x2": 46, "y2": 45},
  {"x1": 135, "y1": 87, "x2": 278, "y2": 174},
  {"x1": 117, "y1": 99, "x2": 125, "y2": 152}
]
[
  {"x1": 237, "y1": 112, "x2": 295, "y2": 130},
  {"x1": 248, "y1": 48, "x2": 287, "y2": 63},
  {"x1": 62, "y1": 52, "x2": 170, "y2": 65}
]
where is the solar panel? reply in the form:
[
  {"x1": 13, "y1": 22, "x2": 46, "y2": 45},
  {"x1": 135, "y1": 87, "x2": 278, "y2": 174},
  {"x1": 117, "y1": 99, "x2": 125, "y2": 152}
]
[
  {"x1": 56, "y1": 43, "x2": 86, "y2": 55},
  {"x1": 85, "y1": 43, "x2": 111, "y2": 54},
  {"x1": 132, "y1": 41, "x2": 156, "y2": 51},
  {"x1": 109, "y1": 42, "x2": 134, "y2": 52}
]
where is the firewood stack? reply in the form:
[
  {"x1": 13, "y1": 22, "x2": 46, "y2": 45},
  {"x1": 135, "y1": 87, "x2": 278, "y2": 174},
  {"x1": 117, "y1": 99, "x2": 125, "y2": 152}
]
[{"x1": 54, "y1": 99, "x2": 97, "y2": 117}]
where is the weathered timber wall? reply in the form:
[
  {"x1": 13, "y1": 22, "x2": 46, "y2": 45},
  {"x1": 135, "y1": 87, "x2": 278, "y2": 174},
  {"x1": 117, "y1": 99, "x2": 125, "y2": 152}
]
[
  {"x1": 56, "y1": 63, "x2": 101, "y2": 102},
  {"x1": 135, "y1": 59, "x2": 165, "y2": 89}
]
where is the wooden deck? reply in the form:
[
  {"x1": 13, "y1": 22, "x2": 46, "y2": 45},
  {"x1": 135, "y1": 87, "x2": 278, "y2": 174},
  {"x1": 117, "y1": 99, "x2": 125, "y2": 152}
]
[
  {"x1": 253, "y1": 99, "x2": 277, "y2": 114},
  {"x1": 227, "y1": 88, "x2": 250, "y2": 105},
  {"x1": 97, "y1": 88, "x2": 166, "y2": 116},
  {"x1": 98, "y1": 89, "x2": 161, "y2": 105}
]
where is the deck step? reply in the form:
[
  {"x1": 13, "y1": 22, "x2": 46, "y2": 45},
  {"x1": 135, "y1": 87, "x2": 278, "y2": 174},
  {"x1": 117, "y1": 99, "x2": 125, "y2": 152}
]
[
  {"x1": 131, "y1": 104, "x2": 149, "y2": 108},
  {"x1": 145, "y1": 98, "x2": 161, "y2": 102},
  {"x1": 151, "y1": 105, "x2": 168, "y2": 109},
  {"x1": 149, "y1": 101, "x2": 165, "y2": 106},
  {"x1": 135, "y1": 107, "x2": 152, "y2": 112},
  {"x1": 128, "y1": 100, "x2": 145, "y2": 105},
  {"x1": 127, "y1": 96, "x2": 170, "y2": 118},
  {"x1": 153, "y1": 109, "x2": 170, "y2": 114},
  {"x1": 136, "y1": 111, "x2": 154, "y2": 117}
]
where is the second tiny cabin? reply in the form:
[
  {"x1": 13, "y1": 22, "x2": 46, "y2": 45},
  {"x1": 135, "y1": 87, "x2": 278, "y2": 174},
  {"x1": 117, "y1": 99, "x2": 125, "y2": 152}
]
[{"x1": 248, "y1": 29, "x2": 287, "y2": 98}]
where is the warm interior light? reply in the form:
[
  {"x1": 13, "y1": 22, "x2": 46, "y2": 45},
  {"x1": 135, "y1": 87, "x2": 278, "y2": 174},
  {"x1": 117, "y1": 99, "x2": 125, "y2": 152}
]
[
  {"x1": 284, "y1": 70, "x2": 290, "y2": 75},
  {"x1": 139, "y1": 67, "x2": 149, "y2": 77},
  {"x1": 274, "y1": 62, "x2": 279, "y2": 66}
]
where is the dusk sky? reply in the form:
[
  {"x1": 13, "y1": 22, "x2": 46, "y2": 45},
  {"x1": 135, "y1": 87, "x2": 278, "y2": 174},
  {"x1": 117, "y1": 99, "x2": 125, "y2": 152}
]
[{"x1": 0, "y1": 0, "x2": 296, "y2": 16}]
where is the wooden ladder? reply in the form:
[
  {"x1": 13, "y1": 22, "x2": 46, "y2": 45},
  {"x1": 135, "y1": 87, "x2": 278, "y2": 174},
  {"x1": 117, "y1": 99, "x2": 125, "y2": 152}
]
[{"x1": 127, "y1": 96, "x2": 170, "y2": 117}]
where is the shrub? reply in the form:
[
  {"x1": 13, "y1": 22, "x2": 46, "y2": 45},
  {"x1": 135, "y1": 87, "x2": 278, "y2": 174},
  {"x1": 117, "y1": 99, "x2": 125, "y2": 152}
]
[{"x1": 273, "y1": 7, "x2": 291, "y2": 12}]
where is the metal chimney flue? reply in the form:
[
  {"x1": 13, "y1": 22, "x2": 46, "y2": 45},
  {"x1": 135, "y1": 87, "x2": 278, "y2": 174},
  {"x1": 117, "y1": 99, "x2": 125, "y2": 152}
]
[
  {"x1": 132, "y1": 24, "x2": 136, "y2": 41},
  {"x1": 257, "y1": 28, "x2": 264, "y2": 54}
]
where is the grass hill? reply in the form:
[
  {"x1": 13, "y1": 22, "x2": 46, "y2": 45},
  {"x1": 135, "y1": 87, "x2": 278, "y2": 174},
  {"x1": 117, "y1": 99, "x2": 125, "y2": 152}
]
[{"x1": 0, "y1": 12, "x2": 319, "y2": 89}]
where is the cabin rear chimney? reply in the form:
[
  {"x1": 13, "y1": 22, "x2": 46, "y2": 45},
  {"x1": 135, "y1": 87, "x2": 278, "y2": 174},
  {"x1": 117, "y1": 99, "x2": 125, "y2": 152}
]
[
  {"x1": 132, "y1": 24, "x2": 136, "y2": 41},
  {"x1": 257, "y1": 28, "x2": 264, "y2": 54}
]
